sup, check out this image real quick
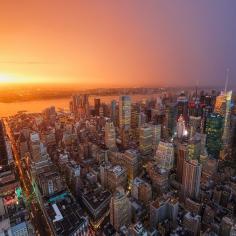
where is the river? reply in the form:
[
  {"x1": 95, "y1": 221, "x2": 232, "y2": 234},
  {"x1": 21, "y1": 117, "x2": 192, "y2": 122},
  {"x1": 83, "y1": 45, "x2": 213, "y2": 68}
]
[{"x1": 0, "y1": 94, "x2": 160, "y2": 117}]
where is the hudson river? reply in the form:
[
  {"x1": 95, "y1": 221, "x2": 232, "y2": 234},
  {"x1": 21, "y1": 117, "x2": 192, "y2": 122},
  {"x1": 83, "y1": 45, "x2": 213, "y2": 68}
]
[{"x1": 0, "y1": 94, "x2": 160, "y2": 117}]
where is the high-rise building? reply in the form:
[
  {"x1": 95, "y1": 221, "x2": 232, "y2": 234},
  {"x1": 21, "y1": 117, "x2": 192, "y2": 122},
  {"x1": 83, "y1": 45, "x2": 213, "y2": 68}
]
[
  {"x1": 183, "y1": 212, "x2": 201, "y2": 236},
  {"x1": 110, "y1": 187, "x2": 131, "y2": 231},
  {"x1": 177, "y1": 92, "x2": 189, "y2": 122},
  {"x1": 150, "y1": 197, "x2": 179, "y2": 228},
  {"x1": 131, "y1": 177, "x2": 152, "y2": 204},
  {"x1": 176, "y1": 115, "x2": 187, "y2": 139},
  {"x1": 189, "y1": 116, "x2": 201, "y2": 138},
  {"x1": 131, "y1": 104, "x2": 141, "y2": 129},
  {"x1": 176, "y1": 142, "x2": 188, "y2": 182},
  {"x1": 187, "y1": 134, "x2": 201, "y2": 160},
  {"x1": 214, "y1": 91, "x2": 232, "y2": 149},
  {"x1": 220, "y1": 216, "x2": 234, "y2": 236},
  {"x1": 155, "y1": 141, "x2": 174, "y2": 170},
  {"x1": 110, "y1": 100, "x2": 117, "y2": 124},
  {"x1": 105, "y1": 121, "x2": 117, "y2": 150},
  {"x1": 139, "y1": 125, "x2": 153, "y2": 156},
  {"x1": 148, "y1": 123, "x2": 161, "y2": 150},
  {"x1": 100, "y1": 164, "x2": 127, "y2": 192},
  {"x1": 205, "y1": 113, "x2": 224, "y2": 158},
  {"x1": 0, "y1": 120, "x2": 8, "y2": 166},
  {"x1": 165, "y1": 102, "x2": 176, "y2": 137},
  {"x1": 182, "y1": 160, "x2": 202, "y2": 200},
  {"x1": 94, "y1": 98, "x2": 101, "y2": 116},
  {"x1": 119, "y1": 96, "x2": 131, "y2": 130},
  {"x1": 71, "y1": 94, "x2": 90, "y2": 117}
]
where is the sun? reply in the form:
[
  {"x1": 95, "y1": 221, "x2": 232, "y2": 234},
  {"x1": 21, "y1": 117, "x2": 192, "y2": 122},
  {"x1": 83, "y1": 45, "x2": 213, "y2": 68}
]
[
  {"x1": 0, "y1": 74, "x2": 11, "y2": 83},
  {"x1": 0, "y1": 74, "x2": 16, "y2": 83}
]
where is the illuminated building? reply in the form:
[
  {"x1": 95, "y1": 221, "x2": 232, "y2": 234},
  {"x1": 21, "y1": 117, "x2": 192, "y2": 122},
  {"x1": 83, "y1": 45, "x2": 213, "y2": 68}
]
[
  {"x1": 148, "y1": 123, "x2": 161, "y2": 150},
  {"x1": 110, "y1": 187, "x2": 131, "y2": 231},
  {"x1": 176, "y1": 142, "x2": 188, "y2": 182},
  {"x1": 131, "y1": 104, "x2": 141, "y2": 129},
  {"x1": 104, "y1": 120, "x2": 117, "y2": 150},
  {"x1": 155, "y1": 141, "x2": 174, "y2": 170},
  {"x1": 182, "y1": 160, "x2": 202, "y2": 200},
  {"x1": 176, "y1": 115, "x2": 187, "y2": 139},
  {"x1": 139, "y1": 125, "x2": 153, "y2": 156},
  {"x1": 0, "y1": 165, "x2": 31, "y2": 236},
  {"x1": 131, "y1": 177, "x2": 152, "y2": 204},
  {"x1": 187, "y1": 134, "x2": 201, "y2": 160},
  {"x1": 214, "y1": 91, "x2": 232, "y2": 150},
  {"x1": 119, "y1": 95, "x2": 131, "y2": 130},
  {"x1": 189, "y1": 116, "x2": 201, "y2": 138},
  {"x1": 176, "y1": 92, "x2": 189, "y2": 122},
  {"x1": 150, "y1": 197, "x2": 179, "y2": 228},
  {"x1": 205, "y1": 113, "x2": 224, "y2": 158}
]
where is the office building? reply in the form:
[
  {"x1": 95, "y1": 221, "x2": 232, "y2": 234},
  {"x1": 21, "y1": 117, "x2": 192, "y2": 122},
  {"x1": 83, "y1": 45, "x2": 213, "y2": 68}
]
[
  {"x1": 131, "y1": 177, "x2": 152, "y2": 204},
  {"x1": 176, "y1": 92, "x2": 189, "y2": 122},
  {"x1": 119, "y1": 96, "x2": 131, "y2": 130},
  {"x1": 183, "y1": 212, "x2": 201, "y2": 236},
  {"x1": 155, "y1": 141, "x2": 174, "y2": 170},
  {"x1": 176, "y1": 115, "x2": 187, "y2": 139},
  {"x1": 139, "y1": 125, "x2": 153, "y2": 156},
  {"x1": 110, "y1": 187, "x2": 131, "y2": 231},
  {"x1": 150, "y1": 197, "x2": 179, "y2": 228},
  {"x1": 105, "y1": 121, "x2": 117, "y2": 150},
  {"x1": 182, "y1": 160, "x2": 202, "y2": 200},
  {"x1": 205, "y1": 113, "x2": 224, "y2": 158}
]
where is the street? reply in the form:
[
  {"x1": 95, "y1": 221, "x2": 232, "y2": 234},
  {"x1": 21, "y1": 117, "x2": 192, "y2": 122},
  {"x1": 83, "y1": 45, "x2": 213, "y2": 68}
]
[{"x1": 3, "y1": 118, "x2": 52, "y2": 236}]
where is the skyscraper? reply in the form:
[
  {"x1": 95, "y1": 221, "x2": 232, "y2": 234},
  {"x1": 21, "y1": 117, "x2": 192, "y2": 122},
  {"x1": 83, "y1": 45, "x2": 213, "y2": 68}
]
[
  {"x1": 119, "y1": 96, "x2": 131, "y2": 130},
  {"x1": 214, "y1": 91, "x2": 232, "y2": 147},
  {"x1": 182, "y1": 160, "x2": 202, "y2": 200},
  {"x1": 205, "y1": 113, "x2": 224, "y2": 158},
  {"x1": 176, "y1": 142, "x2": 188, "y2": 183},
  {"x1": 110, "y1": 187, "x2": 131, "y2": 231},
  {"x1": 94, "y1": 98, "x2": 101, "y2": 116},
  {"x1": 177, "y1": 92, "x2": 189, "y2": 122},
  {"x1": 176, "y1": 115, "x2": 187, "y2": 139},
  {"x1": 105, "y1": 120, "x2": 117, "y2": 150},
  {"x1": 110, "y1": 100, "x2": 117, "y2": 124},
  {"x1": 139, "y1": 125, "x2": 153, "y2": 156},
  {"x1": 71, "y1": 94, "x2": 90, "y2": 118},
  {"x1": 155, "y1": 141, "x2": 174, "y2": 170}
]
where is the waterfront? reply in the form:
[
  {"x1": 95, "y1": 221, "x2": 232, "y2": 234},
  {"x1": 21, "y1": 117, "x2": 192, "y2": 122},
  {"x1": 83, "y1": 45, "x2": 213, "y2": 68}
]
[{"x1": 0, "y1": 93, "x2": 160, "y2": 117}]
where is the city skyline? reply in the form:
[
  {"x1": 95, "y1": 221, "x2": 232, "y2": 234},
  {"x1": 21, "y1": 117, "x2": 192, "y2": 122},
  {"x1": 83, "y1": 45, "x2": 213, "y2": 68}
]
[{"x1": 0, "y1": 1, "x2": 236, "y2": 88}]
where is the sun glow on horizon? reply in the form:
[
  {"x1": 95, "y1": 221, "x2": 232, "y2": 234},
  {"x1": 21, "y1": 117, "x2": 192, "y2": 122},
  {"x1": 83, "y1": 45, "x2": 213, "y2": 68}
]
[{"x1": 0, "y1": 73, "x2": 42, "y2": 84}]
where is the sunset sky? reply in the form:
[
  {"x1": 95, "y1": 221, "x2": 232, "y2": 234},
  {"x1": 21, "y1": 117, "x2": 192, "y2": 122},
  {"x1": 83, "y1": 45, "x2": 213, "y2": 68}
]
[{"x1": 0, "y1": 0, "x2": 236, "y2": 88}]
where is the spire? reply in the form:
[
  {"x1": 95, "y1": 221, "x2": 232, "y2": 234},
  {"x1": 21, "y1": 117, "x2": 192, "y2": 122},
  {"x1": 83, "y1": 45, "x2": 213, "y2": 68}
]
[{"x1": 224, "y1": 68, "x2": 230, "y2": 93}]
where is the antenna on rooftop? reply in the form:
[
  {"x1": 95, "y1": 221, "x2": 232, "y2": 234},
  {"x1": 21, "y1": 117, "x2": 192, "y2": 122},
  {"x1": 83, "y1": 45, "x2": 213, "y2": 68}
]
[
  {"x1": 224, "y1": 68, "x2": 230, "y2": 93},
  {"x1": 195, "y1": 80, "x2": 199, "y2": 98}
]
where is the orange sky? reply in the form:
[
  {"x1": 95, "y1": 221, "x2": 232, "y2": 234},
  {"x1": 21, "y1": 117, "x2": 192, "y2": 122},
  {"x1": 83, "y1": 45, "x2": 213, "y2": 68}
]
[{"x1": 0, "y1": 1, "x2": 236, "y2": 88}]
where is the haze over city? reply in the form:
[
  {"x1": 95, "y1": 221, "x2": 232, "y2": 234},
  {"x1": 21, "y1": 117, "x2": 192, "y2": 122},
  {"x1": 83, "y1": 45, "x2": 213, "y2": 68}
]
[
  {"x1": 0, "y1": 0, "x2": 236, "y2": 88},
  {"x1": 0, "y1": 1, "x2": 236, "y2": 236}
]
